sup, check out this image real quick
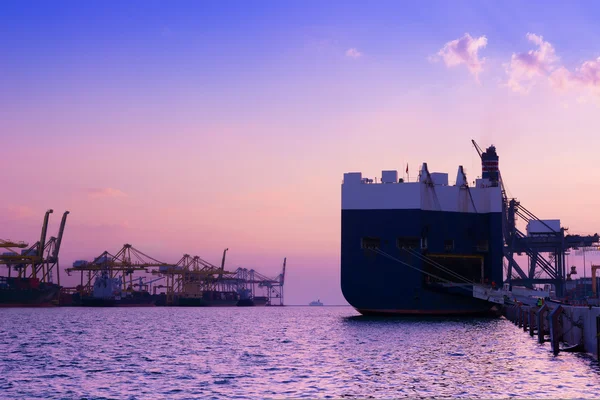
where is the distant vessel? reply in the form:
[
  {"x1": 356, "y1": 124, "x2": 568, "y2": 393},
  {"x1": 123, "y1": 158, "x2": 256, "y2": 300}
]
[
  {"x1": 0, "y1": 277, "x2": 60, "y2": 307},
  {"x1": 78, "y1": 272, "x2": 154, "y2": 307},
  {"x1": 309, "y1": 299, "x2": 323, "y2": 306}
]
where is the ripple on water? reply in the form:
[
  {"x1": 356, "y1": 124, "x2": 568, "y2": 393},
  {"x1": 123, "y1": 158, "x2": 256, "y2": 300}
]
[{"x1": 1, "y1": 307, "x2": 600, "y2": 398}]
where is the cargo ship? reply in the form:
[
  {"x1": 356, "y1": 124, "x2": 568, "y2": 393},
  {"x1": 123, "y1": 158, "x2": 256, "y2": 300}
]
[
  {"x1": 75, "y1": 272, "x2": 155, "y2": 307},
  {"x1": 236, "y1": 288, "x2": 270, "y2": 306},
  {"x1": 0, "y1": 276, "x2": 60, "y2": 307},
  {"x1": 176, "y1": 290, "x2": 239, "y2": 306},
  {"x1": 341, "y1": 145, "x2": 504, "y2": 315}
]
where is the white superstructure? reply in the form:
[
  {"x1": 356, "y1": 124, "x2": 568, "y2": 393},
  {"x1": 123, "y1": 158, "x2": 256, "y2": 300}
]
[
  {"x1": 342, "y1": 163, "x2": 502, "y2": 213},
  {"x1": 92, "y1": 273, "x2": 123, "y2": 299}
]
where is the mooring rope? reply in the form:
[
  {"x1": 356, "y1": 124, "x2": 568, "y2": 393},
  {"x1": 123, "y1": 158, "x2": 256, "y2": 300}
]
[
  {"x1": 402, "y1": 247, "x2": 474, "y2": 284},
  {"x1": 370, "y1": 248, "x2": 474, "y2": 295}
]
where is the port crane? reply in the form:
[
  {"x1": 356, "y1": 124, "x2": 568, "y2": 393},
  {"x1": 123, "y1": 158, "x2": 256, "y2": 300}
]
[
  {"x1": 32, "y1": 211, "x2": 69, "y2": 285},
  {"x1": 0, "y1": 209, "x2": 53, "y2": 279},
  {"x1": 472, "y1": 139, "x2": 599, "y2": 296},
  {"x1": 0, "y1": 239, "x2": 28, "y2": 278},
  {"x1": 0, "y1": 210, "x2": 69, "y2": 285},
  {"x1": 66, "y1": 244, "x2": 168, "y2": 295},
  {"x1": 60, "y1": 243, "x2": 285, "y2": 306},
  {"x1": 150, "y1": 250, "x2": 236, "y2": 305},
  {"x1": 0, "y1": 240, "x2": 28, "y2": 248},
  {"x1": 132, "y1": 276, "x2": 165, "y2": 294},
  {"x1": 230, "y1": 257, "x2": 287, "y2": 305}
]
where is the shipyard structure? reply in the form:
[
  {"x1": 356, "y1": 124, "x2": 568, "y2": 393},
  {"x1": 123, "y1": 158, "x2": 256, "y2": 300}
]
[
  {"x1": 341, "y1": 141, "x2": 600, "y2": 316},
  {"x1": 0, "y1": 212, "x2": 286, "y2": 307}
]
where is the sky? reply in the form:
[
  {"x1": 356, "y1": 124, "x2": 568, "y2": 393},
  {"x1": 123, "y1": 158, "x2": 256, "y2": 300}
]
[{"x1": 2, "y1": 1, "x2": 600, "y2": 304}]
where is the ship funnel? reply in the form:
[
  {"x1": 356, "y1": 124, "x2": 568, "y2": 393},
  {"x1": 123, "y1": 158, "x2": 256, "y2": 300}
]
[
  {"x1": 456, "y1": 166, "x2": 467, "y2": 187},
  {"x1": 481, "y1": 145, "x2": 499, "y2": 187}
]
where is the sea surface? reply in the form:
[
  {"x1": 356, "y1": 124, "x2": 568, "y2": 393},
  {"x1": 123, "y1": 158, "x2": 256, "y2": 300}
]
[{"x1": 1, "y1": 306, "x2": 600, "y2": 399}]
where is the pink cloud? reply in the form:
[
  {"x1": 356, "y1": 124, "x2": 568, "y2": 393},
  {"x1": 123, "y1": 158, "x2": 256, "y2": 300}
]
[
  {"x1": 6, "y1": 205, "x2": 36, "y2": 219},
  {"x1": 550, "y1": 57, "x2": 600, "y2": 94},
  {"x1": 345, "y1": 48, "x2": 362, "y2": 59},
  {"x1": 435, "y1": 33, "x2": 488, "y2": 81},
  {"x1": 87, "y1": 187, "x2": 128, "y2": 199},
  {"x1": 505, "y1": 33, "x2": 558, "y2": 93}
]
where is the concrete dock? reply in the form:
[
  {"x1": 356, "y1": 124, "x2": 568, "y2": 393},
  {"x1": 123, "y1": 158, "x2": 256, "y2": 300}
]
[{"x1": 504, "y1": 302, "x2": 600, "y2": 359}]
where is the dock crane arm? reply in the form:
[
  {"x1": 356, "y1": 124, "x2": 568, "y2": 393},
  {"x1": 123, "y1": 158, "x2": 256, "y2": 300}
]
[
  {"x1": 471, "y1": 139, "x2": 484, "y2": 160},
  {"x1": 280, "y1": 257, "x2": 286, "y2": 285},
  {"x1": 38, "y1": 209, "x2": 54, "y2": 258},
  {"x1": 218, "y1": 248, "x2": 229, "y2": 279},
  {"x1": 53, "y1": 211, "x2": 70, "y2": 259}
]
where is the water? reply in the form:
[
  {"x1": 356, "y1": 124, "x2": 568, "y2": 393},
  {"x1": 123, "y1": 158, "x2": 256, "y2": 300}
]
[{"x1": 1, "y1": 306, "x2": 599, "y2": 399}]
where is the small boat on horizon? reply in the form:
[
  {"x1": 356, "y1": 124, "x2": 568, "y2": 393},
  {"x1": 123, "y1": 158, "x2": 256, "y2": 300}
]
[{"x1": 309, "y1": 299, "x2": 323, "y2": 306}]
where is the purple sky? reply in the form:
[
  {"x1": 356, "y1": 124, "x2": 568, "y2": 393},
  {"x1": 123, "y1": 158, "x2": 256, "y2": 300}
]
[{"x1": 2, "y1": 1, "x2": 600, "y2": 304}]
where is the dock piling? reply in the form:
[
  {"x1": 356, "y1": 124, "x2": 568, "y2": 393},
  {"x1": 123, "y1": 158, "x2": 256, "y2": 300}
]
[
  {"x1": 529, "y1": 307, "x2": 536, "y2": 337},
  {"x1": 537, "y1": 304, "x2": 549, "y2": 343},
  {"x1": 549, "y1": 305, "x2": 563, "y2": 356}
]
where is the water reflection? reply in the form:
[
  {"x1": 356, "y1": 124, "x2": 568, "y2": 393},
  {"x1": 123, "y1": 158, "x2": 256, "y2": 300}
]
[{"x1": 0, "y1": 306, "x2": 599, "y2": 399}]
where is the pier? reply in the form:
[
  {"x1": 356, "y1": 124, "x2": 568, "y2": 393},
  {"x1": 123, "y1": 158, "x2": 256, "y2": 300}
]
[{"x1": 504, "y1": 301, "x2": 600, "y2": 359}]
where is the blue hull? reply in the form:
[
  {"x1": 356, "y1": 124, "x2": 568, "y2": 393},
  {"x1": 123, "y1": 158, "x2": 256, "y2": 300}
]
[{"x1": 341, "y1": 209, "x2": 503, "y2": 315}]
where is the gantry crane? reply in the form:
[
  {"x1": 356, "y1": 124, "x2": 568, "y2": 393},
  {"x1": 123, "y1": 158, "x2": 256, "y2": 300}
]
[
  {"x1": 65, "y1": 244, "x2": 168, "y2": 296},
  {"x1": 231, "y1": 257, "x2": 287, "y2": 306},
  {"x1": 472, "y1": 139, "x2": 599, "y2": 296},
  {"x1": 0, "y1": 210, "x2": 69, "y2": 285},
  {"x1": 132, "y1": 276, "x2": 165, "y2": 294},
  {"x1": 0, "y1": 239, "x2": 28, "y2": 278},
  {"x1": 150, "y1": 249, "x2": 235, "y2": 305}
]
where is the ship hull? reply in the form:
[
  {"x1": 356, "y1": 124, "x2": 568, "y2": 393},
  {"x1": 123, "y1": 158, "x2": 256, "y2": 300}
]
[
  {"x1": 177, "y1": 298, "x2": 238, "y2": 307},
  {"x1": 237, "y1": 298, "x2": 254, "y2": 307},
  {"x1": 78, "y1": 292, "x2": 155, "y2": 307},
  {"x1": 0, "y1": 279, "x2": 60, "y2": 307},
  {"x1": 252, "y1": 297, "x2": 269, "y2": 306},
  {"x1": 176, "y1": 291, "x2": 239, "y2": 307},
  {"x1": 237, "y1": 296, "x2": 269, "y2": 307},
  {"x1": 341, "y1": 209, "x2": 503, "y2": 316}
]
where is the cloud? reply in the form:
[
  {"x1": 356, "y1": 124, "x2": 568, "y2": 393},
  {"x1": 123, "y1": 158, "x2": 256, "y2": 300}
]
[
  {"x1": 505, "y1": 33, "x2": 558, "y2": 93},
  {"x1": 87, "y1": 188, "x2": 128, "y2": 199},
  {"x1": 3, "y1": 205, "x2": 36, "y2": 220},
  {"x1": 550, "y1": 57, "x2": 600, "y2": 94},
  {"x1": 434, "y1": 33, "x2": 488, "y2": 81},
  {"x1": 345, "y1": 48, "x2": 362, "y2": 59}
]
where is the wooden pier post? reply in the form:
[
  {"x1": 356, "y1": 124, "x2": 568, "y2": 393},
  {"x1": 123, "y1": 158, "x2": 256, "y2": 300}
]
[
  {"x1": 522, "y1": 307, "x2": 528, "y2": 331},
  {"x1": 537, "y1": 304, "x2": 548, "y2": 344},
  {"x1": 549, "y1": 305, "x2": 563, "y2": 356}
]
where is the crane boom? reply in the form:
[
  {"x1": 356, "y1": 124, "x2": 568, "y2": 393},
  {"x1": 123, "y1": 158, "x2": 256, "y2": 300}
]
[
  {"x1": 218, "y1": 248, "x2": 229, "y2": 279},
  {"x1": 471, "y1": 139, "x2": 484, "y2": 160},
  {"x1": 281, "y1": 257, "x2": 286, "y2": 285},
  {"x1": 53, "y1": 211, "x2": 70, "y2": 259},
  {"x1": 38, "y1": 209, "x2": 53, "y2": 258}
]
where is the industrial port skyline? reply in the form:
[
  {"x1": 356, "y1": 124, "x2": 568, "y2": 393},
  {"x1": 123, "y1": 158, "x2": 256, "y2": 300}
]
[
  {"x1": 4, "y1": 2, "x2": 600, "y2": 399},
  {"x1": 3, "y1": 1, "x2": 600, "y2": 306}
]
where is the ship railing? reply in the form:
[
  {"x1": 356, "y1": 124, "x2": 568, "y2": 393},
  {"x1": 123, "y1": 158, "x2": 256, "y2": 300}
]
[{"x1": 343, "y1": 178, "x2": 463, "y2": 186}]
